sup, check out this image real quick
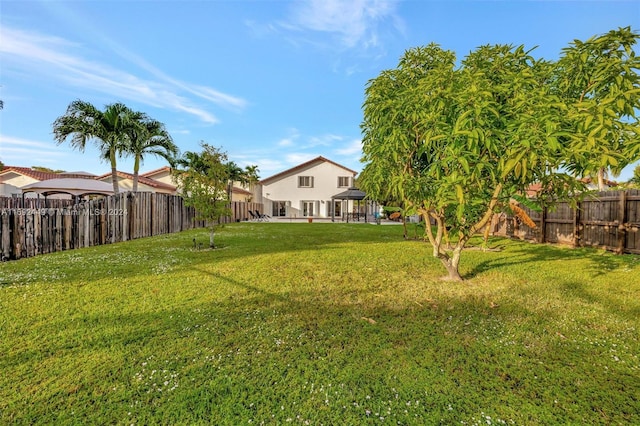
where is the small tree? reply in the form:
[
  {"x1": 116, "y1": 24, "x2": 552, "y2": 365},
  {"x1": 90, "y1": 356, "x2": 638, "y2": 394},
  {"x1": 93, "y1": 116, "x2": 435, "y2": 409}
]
[{"x1": 173, "y1": 143, "x2": 231, "y2": 248}]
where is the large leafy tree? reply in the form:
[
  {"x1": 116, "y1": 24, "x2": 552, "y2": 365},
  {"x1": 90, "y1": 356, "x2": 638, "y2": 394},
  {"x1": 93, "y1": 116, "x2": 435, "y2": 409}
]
[
  {"x1": 360, "y1": 44, "x2": 580, "y2": 281},
  {"x1": 53, "y1": 100, "x2": 139, "y2": 194},
  {"x1": 629, "y1": 164, "x2": 640, "y2": 187},
  {"x1": 125, "y1": 116, "x2": 179, "y2": 192},
  {"x1": 172, "y1": 143, "x2": 258, "y2": 248},
  {"x1": 556, "y1": 27, "x2": 640, "y2": 190}
]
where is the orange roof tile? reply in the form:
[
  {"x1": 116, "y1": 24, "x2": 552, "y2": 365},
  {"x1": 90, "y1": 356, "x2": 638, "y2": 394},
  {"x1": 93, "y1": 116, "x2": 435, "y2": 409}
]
[{"x1": 0, "y1": 166, "x2": 96, "y2": 181}]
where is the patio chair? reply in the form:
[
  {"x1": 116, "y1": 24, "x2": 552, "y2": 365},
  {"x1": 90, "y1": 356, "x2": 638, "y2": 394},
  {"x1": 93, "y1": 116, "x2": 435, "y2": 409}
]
[
  {"x1": 254, "y1": 210, "x2": 270, "y2": 221},
  {"x1": 248, "y1": 210, "x2": 259, "y2": 221}
]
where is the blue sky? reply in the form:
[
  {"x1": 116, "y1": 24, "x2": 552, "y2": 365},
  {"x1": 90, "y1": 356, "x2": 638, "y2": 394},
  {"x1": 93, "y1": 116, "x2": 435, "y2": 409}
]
[{"x1": 1, "y1": 0, "x2": 639, "y2": 180}]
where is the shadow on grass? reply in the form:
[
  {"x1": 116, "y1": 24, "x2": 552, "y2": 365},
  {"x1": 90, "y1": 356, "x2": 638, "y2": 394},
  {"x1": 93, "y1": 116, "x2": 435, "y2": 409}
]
[
  {"x1": 464, "y1": 237, "x2": 639, "y2": 280},
  {"x1": 4, "y1": 273, "x2": 639, "y2": 425},
  {"x1": 0, "y1": 223, "x2": 405, "y2": 288}
]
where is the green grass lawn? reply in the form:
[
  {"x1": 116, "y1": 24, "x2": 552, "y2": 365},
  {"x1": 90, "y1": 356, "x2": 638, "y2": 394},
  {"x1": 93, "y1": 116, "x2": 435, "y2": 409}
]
[{"x1": 1, "y1": 223, "x2": 639, "y2": 425}]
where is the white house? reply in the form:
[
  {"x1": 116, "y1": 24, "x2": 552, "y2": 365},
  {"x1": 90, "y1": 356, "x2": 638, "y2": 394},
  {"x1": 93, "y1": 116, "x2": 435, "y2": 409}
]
[{"x1": 259, "y1": 156, "x2": 360, "y2": 219}]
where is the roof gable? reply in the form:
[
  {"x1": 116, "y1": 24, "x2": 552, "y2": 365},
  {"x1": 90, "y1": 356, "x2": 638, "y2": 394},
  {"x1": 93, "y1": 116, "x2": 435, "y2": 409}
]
[
  {"x1": 141, "y1": 166, "x2": 172, "y2": 178},
  {"x1": 260, "y1": 156, "x2": 357, "y2": 185},
  {"x1": 96, "y1": 170, "x2": 176, "y2": 190}
]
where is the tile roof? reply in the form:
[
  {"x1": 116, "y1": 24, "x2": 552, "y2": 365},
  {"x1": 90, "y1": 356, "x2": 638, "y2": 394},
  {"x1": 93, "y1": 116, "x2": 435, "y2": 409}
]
[
  {"x1": 0, "y1": 166, "x2": 96, "y2": 181},
  {"x1": 232, "y1": 186, "x2": 253, "y2": 196},
  {"x1": 141, "y1": 166, "x2": 172, "y2": 177},
  {"x1": 96, "y1": 170, "x2": 176, "y2": 190}
]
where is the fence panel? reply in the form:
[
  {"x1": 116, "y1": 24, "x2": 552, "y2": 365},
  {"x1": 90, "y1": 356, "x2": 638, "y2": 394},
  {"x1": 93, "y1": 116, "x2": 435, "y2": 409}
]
[
  {"x1": 491, "y1": 190, "x2": 640, "y2": 255},
  {"x1": 0, "y1": 193, "x2": 256, "y2": 261}
]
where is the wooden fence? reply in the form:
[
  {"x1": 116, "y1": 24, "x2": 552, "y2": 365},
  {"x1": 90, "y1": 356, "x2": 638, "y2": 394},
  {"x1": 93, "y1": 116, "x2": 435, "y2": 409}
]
[
  {"x1": 0, "y1": 197, "x2": 75, "y2": 209},
  {"x1": 0, "y1": 193, "x2": 263, "y2": 261},
  {"x1": 491, "y1": 190, "x2": 640, "y2": 254},
  {"x1": 224, "y1": 201, "x2": 265, "y2": 223}
]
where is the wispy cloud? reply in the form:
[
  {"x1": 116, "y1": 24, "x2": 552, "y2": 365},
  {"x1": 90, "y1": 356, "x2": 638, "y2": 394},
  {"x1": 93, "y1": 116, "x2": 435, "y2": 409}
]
[
  {"x1": 286, "y1": 0, "x2": 402, "y2": 50},
  {"x1": 277, "y1": 128, "x2": 301, "y2": 147},
  {"x1": 254, "y1": 158, "x2": 288, "y2": 178},
  {"x1": 334, "y1": 138, "x2": 362, "y2": 156},
  {"x1": 0, "y1": 26, "x2": 246, "y2": 124},
  {"x1": 0, "y1": 136, "x2": 66, "y2": 164},
  {"x1": 307, "y1": 133, "x2": 343, "y2": 147},
  {"x1": 286, "y1": 153, "x2": 317, "y2": 165}
]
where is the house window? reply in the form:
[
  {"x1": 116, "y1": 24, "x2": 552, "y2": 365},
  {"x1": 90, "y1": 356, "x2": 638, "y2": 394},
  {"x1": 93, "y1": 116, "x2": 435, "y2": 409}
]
[
  {"x1": 298, "y1": 176, "x2": 314, "y2": 188},
  {"x1": 337, "y1": 176, "x2": 350, "y2": 187}
]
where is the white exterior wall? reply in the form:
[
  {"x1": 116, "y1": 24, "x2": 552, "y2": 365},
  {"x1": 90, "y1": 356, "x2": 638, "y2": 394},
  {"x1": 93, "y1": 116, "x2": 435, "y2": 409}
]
[{"x1": 262, "y1": 161, "x2": 354, "y2": 218}]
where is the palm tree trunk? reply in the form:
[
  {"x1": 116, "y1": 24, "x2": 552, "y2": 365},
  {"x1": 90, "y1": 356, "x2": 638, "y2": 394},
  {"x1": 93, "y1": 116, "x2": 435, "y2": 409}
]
[
  {"x1": 132, "y1": 155, "x2": 140, "y2": 192},
  {"x1": 110, "y1": 148, "x2": 119, "y2": 194}
]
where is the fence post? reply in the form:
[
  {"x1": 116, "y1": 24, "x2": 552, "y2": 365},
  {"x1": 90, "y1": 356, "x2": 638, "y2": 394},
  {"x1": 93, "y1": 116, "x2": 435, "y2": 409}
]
[
  {"x1": 617, "y1": 191, "x2": 627, "y2": 254},
  {"x1": 1, "y1": 211, "x2": 11, "y2": 260},
  {"x1": 573, "y1": 199, "x2": 581, "y2": 248},
  {"x1": 539, "y1": 205, "x2": 547, "y2": 243}
]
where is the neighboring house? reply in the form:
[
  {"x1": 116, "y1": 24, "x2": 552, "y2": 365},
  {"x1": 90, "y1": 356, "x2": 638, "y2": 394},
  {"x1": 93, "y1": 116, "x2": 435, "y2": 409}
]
[
  {"x1": 1, "y1": 166, "x2": 178, "y2": 198},
  {"x1": 141, "y1": 166, "x2": 175, "y2": 188},
  {"x1": 96, "y1": 171, "x2": 177, "y2": 194},
  {"x1": 259, "y1": 156, "x2": 359, "y2": 218},
  {"x1": 231, "y1": 186, "x2": 254, "y2": 202},
  {"x1": 526, "y1": 176, "x2": 618, "y2": 197},
  {"x1": 0, "y1": 166, "x2": 96, "y2": 198},
  {"x1": 142, "y1": 166, "x2": 257, "y2": 200},
  {"x1": 580, "y1": 176, "x2": 617, "y2": 190}
]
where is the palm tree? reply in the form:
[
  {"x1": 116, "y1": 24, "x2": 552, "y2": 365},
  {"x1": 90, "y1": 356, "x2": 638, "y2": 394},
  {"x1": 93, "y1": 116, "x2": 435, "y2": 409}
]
[
  {"x1": 125, "y1": 116, "x2": 179, "y2": 192},
  {"x1": 224, "y1": 161, "x2": 259, "y2": 205},
  {"x1": 53, "y1": 100, "x2": 138, "y2": 194}
]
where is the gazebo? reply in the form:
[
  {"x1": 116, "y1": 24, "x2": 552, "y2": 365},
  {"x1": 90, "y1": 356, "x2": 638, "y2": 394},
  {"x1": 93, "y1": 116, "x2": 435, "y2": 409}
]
[
  {"x1": 331, "y1": 187, "x2": 368, "y2": 223},
  {"x1": 21, "y1": 178, "x2": 115, "y2": 206}
]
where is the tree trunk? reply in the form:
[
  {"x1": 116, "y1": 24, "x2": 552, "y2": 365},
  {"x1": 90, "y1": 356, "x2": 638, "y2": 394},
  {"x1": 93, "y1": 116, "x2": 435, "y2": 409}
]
[
  {"x1": 402, "y1": 216, "x2": 408, "y2": 239},
  {"x1": 132, "y1": 155, "x2": 140, "y2": 192},
  {"x1": 209, "y1": 228, "x2": 215, "y2": 248},
  {"x1": 482, "y1": 213, "x2": 494, "y2": 250},
  {"x1": 109, "y1": 148, "x2": 119, "y2": 194},
  {"x1": 597, "y1": 168, "x2": 606, "y2": 191},
  {"x1": 438, "y1": 245, "x2": 463, "y2": 281}
]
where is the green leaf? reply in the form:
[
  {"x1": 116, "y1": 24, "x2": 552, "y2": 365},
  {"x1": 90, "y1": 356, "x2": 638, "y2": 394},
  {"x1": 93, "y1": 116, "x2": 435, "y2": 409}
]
[
  {"x1": 512, "y1": 194, "x2": 543, "y2": 212},
  {"x1": 456, "y1": 184, "x2": 465, "y2": 204}
]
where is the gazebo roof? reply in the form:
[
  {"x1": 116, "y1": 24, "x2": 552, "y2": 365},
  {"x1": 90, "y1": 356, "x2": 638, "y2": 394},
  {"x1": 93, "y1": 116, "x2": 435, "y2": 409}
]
[
  {"x1": 21, "y1": 178, "x2": 115, "y2": 197},
  {"x1": 332, "y1": 187, "x2": 366, "y2": 200}
]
